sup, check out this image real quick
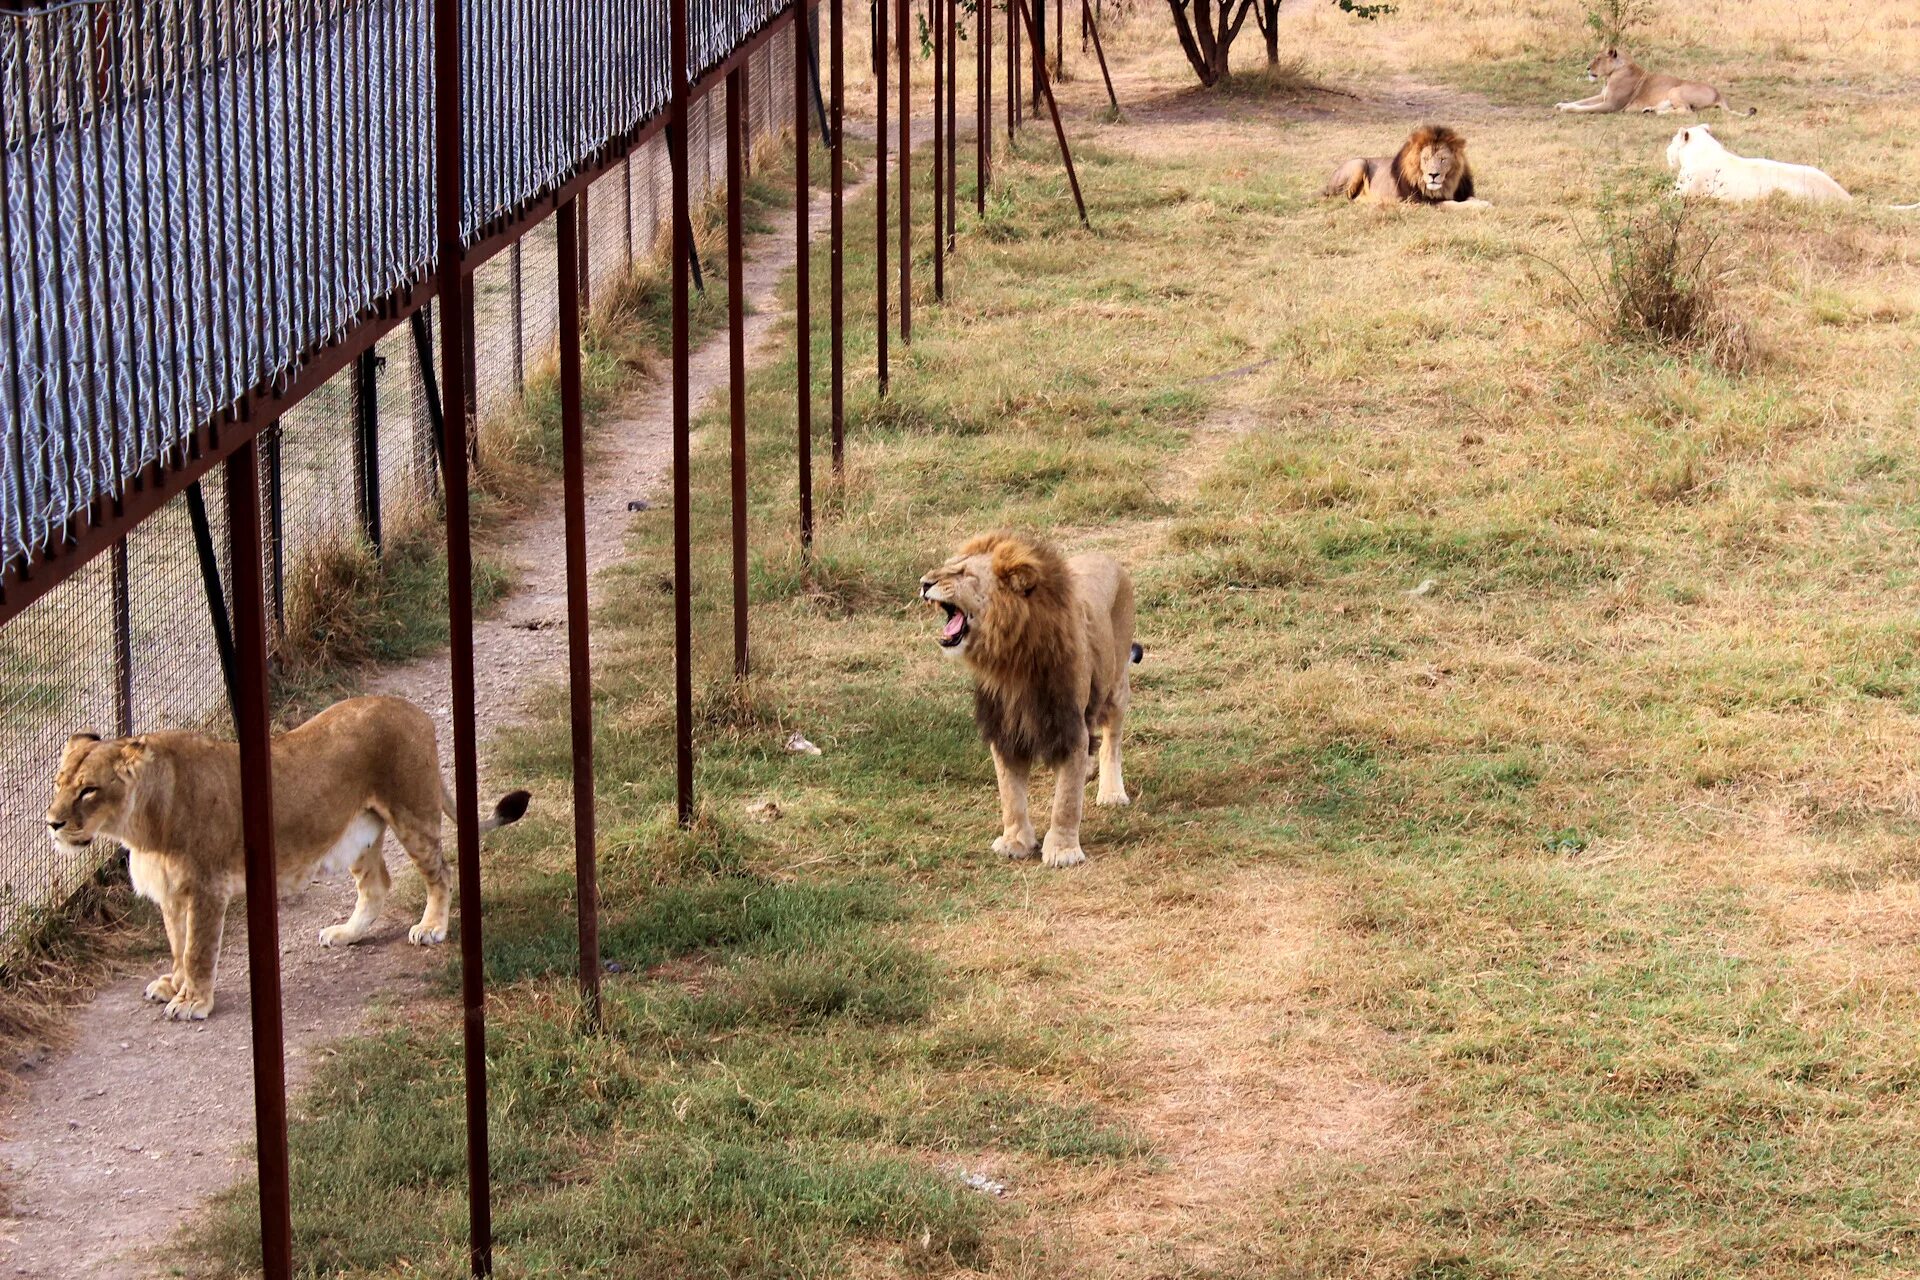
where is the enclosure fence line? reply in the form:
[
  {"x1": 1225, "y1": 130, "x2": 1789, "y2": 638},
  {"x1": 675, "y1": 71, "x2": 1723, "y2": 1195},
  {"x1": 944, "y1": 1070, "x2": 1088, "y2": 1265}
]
[{"x1": 0, "y1": 0, "x2": 1108, "y2": 1270}]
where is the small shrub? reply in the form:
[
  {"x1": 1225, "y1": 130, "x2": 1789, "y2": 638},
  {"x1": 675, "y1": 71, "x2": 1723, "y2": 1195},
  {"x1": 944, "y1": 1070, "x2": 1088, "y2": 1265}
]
[
  {"x1": 1584, "y1": 0, "x2": 1656, "y2": 48},
  {"x1": 1543, "y1": 189, "x2": 1752, "y2": 372}
]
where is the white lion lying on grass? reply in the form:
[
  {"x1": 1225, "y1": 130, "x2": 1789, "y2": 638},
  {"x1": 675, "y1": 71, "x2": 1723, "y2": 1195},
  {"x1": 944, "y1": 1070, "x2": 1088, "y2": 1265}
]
[{"x1": 1667, "y1": 125, "x2": 1851, "y2": 203}]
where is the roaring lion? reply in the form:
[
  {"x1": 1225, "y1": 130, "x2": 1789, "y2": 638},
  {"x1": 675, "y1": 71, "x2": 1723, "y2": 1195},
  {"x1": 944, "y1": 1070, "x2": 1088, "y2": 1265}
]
[
  {"x1": 45, "y1": 696, "x2": 529, "y2": 1021},
  {"x1": 919, "y1": 533, "x2": 1140, "y2": 869},
  {"x1": 1557, "y1": 49, "x2": 1753, "y2": 115},
  {"x1": 1323, "y1": 125, "x2": 1487, "y2": 208}
]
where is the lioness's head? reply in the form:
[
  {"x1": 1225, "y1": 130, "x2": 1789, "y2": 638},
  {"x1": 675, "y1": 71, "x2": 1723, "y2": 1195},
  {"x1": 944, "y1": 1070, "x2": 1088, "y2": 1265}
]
[
  {"x1": 1587, "y1": 47, "x2": 1626, "y2": 80},
  {"x1": 918, "y1": 533, "x2": 1057, "y2": 662},
  {"x1": 1395, "y1": 126, "x2": 1468, "y2": 201},
  {"x1": 46, "y1": 733, "x2": 148, "y2": 850}
]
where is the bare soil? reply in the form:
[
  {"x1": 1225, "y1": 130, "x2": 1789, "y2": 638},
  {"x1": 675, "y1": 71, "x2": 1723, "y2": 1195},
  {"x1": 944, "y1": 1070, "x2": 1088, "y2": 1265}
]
[{"x1": 0, "y1": 174, "x2": 846, "y2": 1280}]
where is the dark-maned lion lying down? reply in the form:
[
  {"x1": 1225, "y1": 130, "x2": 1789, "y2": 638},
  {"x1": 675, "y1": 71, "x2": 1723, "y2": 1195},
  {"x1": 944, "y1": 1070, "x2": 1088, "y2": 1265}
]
[{"x1": 1323, "y1": 124, "x2": 1487, "y2": 207}]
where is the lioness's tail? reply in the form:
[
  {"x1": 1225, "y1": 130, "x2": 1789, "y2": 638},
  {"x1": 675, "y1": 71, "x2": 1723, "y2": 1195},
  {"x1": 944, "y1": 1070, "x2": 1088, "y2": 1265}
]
[
  {"x1": 440, "y1": 780, "x2": 533, "y2": 833},
  {"x1": 1717, "y1": 98, "x2": 1756, "y2": 117},
  {"x1": 1130, "y1": 643, "x2": 1144, "y2": 664}
]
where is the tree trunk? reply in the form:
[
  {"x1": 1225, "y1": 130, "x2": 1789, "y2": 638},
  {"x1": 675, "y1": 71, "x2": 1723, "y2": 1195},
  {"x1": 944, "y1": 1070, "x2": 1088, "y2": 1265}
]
[
  {"x1": 1166, "y1": 0, "x2": 1252, "y2": 86},
  {"x1": 1258, "y1": 0, "x2": 1280, "y2": 65}
]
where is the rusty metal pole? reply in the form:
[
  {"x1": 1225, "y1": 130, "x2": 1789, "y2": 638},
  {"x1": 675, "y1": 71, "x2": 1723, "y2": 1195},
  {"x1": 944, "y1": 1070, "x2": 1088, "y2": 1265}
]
[
  {"x1": 946, "y1": 0, "x2": 956, "y2": 247},
  {"x1": 431, "y1": 0, "x2": 495, "y2": 1267},
  {"x1": 1009, "y1": 0, "x2": 1019, "y2": 131},
  {"x1": 877, "y1": 0, "x2": 890, "y2": 392},
  {"x1": 979, "y1": 0, "x2": 990, "y2": 211},
  {"x1": 933, "y1": 0, "x2": 945, "y2": 301},
  {"x1": 830, "y1": 0, "x2": 845, "y2": 473},
  {"x1": 726, "y1": 66, "x2": 750, "y2": 678},
  {"x1": 226, "y1": 431, "x2": 292, "y2": 1280},
  {"x1": 671, "y1": 0, "x2": 695, "y2": 826},
  {"x1": 1016, "y1": 0, "x2": 1088, "y2": 226},
  {"x1": 795, "y1": 4, "x2": 813, "y2": 550},
  {"x1": 579, "y1": 186, "x2": 591, "y2": 314},
  {"x1": 556, "y1": 199, "x2": 601, "y2": 1032},
  {"x1": 1084, "y1": 0, "x2": 1117, "y2": 113},
  {"x1": 897, "y1": 0, "x2": 910, "y2": 343}
]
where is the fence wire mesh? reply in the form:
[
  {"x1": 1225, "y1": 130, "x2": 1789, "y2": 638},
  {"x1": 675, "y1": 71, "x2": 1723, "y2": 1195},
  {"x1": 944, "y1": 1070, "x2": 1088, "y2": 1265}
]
[{"x1": 0, "y1": 22, "x2": 798, "y2": 955}]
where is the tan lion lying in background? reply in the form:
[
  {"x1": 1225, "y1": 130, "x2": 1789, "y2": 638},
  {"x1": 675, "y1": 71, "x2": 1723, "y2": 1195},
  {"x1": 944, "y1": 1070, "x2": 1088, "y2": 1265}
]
[
  {"x1": 920, "y1": 534, "x2": 1140, "y2": 869},
  {"x1": 45, "y1": 696, "x2": 529, "y2": 1021},
  {"x1": 1557, "y1": 49, "x2": 1754, "y2": 115}
]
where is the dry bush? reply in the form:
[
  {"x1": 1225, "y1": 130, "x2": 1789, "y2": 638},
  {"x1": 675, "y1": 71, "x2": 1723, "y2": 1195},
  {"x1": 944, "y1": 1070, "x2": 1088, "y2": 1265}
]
[
  {"x1": 1584, "y1": 0, "x2": 1657, "y2": 48},
  {"x1": 1545, "y1": 190, "x2": 1752, "y2": 372},
  {"x1": 276, "y1": 537, "x2": 387, "y2": 675}
]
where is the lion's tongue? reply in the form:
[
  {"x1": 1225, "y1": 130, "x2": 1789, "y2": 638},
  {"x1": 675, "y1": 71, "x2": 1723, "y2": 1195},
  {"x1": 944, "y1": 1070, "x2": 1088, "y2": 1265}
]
[{"x1": 943, "y1": 611, "x2": 966, "y2": 639}]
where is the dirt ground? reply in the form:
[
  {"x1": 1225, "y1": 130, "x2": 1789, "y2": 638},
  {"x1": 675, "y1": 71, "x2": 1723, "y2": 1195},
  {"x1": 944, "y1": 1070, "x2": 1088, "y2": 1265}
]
[{"x1": 0, "y1": 169, "x2": 851, "y2": 1280}]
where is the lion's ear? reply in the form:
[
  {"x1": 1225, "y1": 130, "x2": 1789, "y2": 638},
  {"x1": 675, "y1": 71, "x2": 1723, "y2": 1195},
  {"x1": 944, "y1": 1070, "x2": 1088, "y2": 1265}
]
[
  {"x1": 58, "y1": 732, "x2": 100, "y2": 768},
  {"x1": 991, "y1": 542, "x2": 1042, "y2": 597},
  {"x1": 1606, "y1": 46, "x2": 1617, "y2": 56},
  {"x1": 111, "y1": 738, "x2": 153, "y2": 782}
]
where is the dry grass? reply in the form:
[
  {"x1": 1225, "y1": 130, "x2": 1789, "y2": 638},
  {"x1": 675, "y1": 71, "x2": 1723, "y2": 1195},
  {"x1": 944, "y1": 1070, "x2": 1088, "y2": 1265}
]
[{"x1": 199, "y1": 4, "x2": 1920, "y2": 1276}]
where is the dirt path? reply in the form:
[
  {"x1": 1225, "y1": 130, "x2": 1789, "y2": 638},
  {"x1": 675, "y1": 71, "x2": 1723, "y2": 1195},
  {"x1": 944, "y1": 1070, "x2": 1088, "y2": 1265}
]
[{"x1": 0, "y1": 163, "x2": 859, "y2": 1280}]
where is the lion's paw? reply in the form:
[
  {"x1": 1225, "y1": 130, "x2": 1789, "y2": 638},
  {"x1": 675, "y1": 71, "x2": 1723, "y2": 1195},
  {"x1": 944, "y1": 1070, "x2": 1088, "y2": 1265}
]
[
  {"x1": 993, "y1": 835, "x2": 1038, "y2": 860},
  {"x1": 1041, "y1": 840, "x2": 1087, "y2": 869},
  {"x1": 317, "y1": 923, "x2": 364, "y2": 948},
  {"x1": 408, "y1": 922, "x2": 448, "y2": 946},
  {"x1": 163, "y1": 990, "x2": 213, "y2": 1021},
  {"x1": 143, "y1": 974, "x2": 179, "y2": 1003},
  {"x1": 1095, "y1": 788, "x2": 1131, "y2": 808}
]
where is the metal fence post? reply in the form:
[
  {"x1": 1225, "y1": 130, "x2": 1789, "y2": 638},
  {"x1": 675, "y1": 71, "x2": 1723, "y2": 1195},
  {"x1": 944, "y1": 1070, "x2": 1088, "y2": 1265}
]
[
  {"x1": 671, "y1": 0, "x2": 696, "y2": 826},
  {"x1": 946, "y1": 0, "x2": 957, "y2": 246},
  {"x1": 225, "y1": 432, "x2": 293, "y2": 1280},
  {"x1": 263, "y1": 421, "x2": 285, "y2": 635},
  {"x1": 353, "y1": 349, "x2": 383, "y2": 556},
  {"x1": 933, "y1": 0, "x2": 945, "y2": 300},
  {"x1": 111, "y1": 537, "x2": 133, "y2": 736},
  {"x1": 979, "y1": 0, "x2": 990, "y2": 212},
  {"x1": 510, "y1": 242, "x2": 525, "y2": 394},
  {"x1": 897, "y1": 0, "x2": 911, "y2": 343},
  {"x1": 727, "y1": 65, "x2": 750, "y2": 679},
  {"x1": 796, "y1": 3, "x2": 814, "y2": 552},
  {"x1": 556, "y1": 199, "x2": 602, "y2": 1031},
  {"x1": 877, "y1": 0, "x2": 890, "y2": 393},
  {"x1": 430, "y1": 0, "x2": 495, "y2": 1267},
  {"x1": 830, "y1": 0, "x2": 845, "y2": 474}
]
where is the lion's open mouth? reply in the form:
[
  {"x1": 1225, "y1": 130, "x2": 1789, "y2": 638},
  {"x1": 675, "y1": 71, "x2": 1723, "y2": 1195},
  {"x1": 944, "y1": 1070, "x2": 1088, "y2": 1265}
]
[{"x1": 936, "y1": 602, "x2": 970, "y2": 648}]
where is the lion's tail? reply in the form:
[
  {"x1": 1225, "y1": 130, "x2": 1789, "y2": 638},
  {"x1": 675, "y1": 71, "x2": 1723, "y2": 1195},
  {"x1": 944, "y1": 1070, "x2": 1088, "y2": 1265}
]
[
  {"x1": 1718, "y1": 98, "x2": 1756, "y2": 117},
  {"x1": 1130, "y1": 643, "x2": 1144, "y2": 665},
  {"x1": 440, "y1": 780, "x2": 532, "y2": 834}
]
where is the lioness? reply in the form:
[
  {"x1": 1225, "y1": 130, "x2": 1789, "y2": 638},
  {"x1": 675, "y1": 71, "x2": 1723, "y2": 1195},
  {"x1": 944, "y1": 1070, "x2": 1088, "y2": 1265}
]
[
  {"x1": 920, "y1": 533, "x2": 1140, "y2": 869},
  {"x1": 45, "y1": 696, "x2": 529, "y2": 1021},
  {"x1": 1323, "y1": 125, "x2": 1487, "y2": 208},
  {"x1": 1668, "y1": 124, "x2": 1850, "y2": 202},
  {"x1": 1557, "y1": 49, "x2": 1753, "y2": 115}
]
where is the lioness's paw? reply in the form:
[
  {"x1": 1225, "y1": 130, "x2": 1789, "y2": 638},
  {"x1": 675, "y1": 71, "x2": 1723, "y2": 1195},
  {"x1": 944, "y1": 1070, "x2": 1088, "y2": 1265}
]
[
  {"x1": 993, "y1": 835, "x2": 1038, "y2": 860},
  {"x1": 1042, "y1": 844, "x2": 1086, "y2": 869},
  {"x1": 1041, "y1": 835, "x2": 1086, "y2": 869},
  {"x1": 1095, "y1": 788, "x2": 1131, "y2": 807},
  {"x1": 143, "y1": 974, "x2": 179, "y2": 1003},
  {"x1": 163, "y1": 991, "x2": 213, "y2": 1021},
  {"x1": 408, "y1": 922, "x2": 448, "y2": 946},
  {"x1": 317, "y1": 923, "x2": 364, "y2": 948}
]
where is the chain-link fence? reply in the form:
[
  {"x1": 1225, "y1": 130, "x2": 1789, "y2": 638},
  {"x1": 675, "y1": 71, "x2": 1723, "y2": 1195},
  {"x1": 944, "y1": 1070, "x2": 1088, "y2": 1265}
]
[{"x1": 0, "y1": 35, "x2": 797, "y2": 957}]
